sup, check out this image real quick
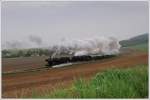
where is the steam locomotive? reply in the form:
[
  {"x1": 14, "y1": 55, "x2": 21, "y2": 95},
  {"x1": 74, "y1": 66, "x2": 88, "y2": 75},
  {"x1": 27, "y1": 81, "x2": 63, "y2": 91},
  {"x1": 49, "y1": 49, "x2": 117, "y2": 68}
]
[{"x1": 45, "y1": 54, "x2": 115, "y2": 67}]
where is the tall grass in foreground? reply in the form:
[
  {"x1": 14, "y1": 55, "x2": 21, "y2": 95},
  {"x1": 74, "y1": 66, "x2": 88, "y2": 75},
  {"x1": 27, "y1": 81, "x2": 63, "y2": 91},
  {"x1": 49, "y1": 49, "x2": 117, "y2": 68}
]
[{"x1": 30, "y1": 64, "x2": 148, "y2": 98}]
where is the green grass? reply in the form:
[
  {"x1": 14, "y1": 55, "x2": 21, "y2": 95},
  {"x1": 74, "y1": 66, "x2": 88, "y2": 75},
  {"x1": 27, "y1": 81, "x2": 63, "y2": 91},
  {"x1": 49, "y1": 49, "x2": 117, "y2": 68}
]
[
  {"x1": 29, "y1": 64, "x2": 148, "y2": 98},
  {"x1": 127, "y1": 42, "x2": 148, "y2": 52}
]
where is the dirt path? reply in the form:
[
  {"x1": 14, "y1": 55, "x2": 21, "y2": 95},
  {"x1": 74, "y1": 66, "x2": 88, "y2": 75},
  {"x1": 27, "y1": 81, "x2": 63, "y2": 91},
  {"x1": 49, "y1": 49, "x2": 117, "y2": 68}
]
[{"x1": 2, "y1": 52, "x2": 148, "y2": 98}]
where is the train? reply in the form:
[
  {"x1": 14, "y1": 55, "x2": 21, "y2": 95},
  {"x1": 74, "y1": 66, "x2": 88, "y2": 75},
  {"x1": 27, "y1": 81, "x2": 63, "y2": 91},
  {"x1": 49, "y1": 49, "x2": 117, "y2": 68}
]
[{"x1": 45, "y1": 54, "x2": 116, "y2": 67}]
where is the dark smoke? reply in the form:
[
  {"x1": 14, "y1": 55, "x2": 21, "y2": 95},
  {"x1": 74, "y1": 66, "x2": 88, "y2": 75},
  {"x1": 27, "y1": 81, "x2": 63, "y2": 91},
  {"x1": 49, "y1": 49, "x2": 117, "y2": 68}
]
[
  {"x1": 4, "y1": 41, "x2": 24, "y2": 49},
  {"x1": 28, "y1": 35, "x2": 43, "y2": 46}
]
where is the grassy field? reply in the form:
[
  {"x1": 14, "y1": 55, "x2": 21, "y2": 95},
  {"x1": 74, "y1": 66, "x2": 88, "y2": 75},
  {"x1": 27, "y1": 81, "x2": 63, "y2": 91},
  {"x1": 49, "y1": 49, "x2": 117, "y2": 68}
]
[
  {"x1": 127, "y1": 42, "x2": 148, "y2": 52},
  {"x1": 28, "y1": 64, "x2": 148, "y2": 98}
]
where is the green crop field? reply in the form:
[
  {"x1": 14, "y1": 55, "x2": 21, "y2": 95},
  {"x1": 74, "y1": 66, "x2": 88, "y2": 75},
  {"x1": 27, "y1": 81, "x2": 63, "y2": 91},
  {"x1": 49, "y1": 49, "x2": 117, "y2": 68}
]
[
  {"x1": 128, "y1": 42, "x2": 148, "y2": 52},
  {"x1": 27, "y1": 64, "x2": 148, "y2": 98}
]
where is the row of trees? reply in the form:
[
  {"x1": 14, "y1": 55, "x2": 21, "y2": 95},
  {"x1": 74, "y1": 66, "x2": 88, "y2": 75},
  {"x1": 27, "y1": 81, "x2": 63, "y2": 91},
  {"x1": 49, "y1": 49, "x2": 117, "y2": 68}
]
[
  {"x1": 2, "y1": 48, "x2": 50, "y2": 58},
  {"x1": 2, "y1": 45, "x2": 80, "y2": 58}
]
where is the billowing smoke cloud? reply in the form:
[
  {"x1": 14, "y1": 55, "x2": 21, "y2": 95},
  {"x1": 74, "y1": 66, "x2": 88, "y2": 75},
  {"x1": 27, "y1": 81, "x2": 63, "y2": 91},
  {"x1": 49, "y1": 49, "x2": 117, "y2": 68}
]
[
  {"x1": 4, "y1": 41, "x2": 25, "y2": 49},
  {"x1": 28, "y1": 35, "x2": 43, "y2": 46},
  {"x1": 51, "y1": 36, "x2": 121, "y2": 58},
  {"x1": 2, "y1": 35, "x2": 44, "y2": 50}
]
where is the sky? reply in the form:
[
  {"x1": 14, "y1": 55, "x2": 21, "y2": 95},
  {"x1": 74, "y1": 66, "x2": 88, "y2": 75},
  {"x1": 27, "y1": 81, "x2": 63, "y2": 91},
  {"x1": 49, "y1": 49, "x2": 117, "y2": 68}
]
[{"x1": 1, "y1": 1, "x2": 149, "y2": 49}]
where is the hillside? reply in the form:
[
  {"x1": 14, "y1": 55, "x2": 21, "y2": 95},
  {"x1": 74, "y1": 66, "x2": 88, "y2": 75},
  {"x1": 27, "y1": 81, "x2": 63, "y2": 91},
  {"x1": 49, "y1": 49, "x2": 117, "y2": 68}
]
[{"x1": 119, "y1": 33, "x2": 149, "y2": 47}]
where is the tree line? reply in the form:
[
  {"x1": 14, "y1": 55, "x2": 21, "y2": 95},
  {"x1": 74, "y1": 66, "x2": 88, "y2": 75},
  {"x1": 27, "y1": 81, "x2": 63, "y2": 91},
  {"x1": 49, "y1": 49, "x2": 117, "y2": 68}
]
[{"x1": 2, "y1": 48, "x2": 51, "y2": 58}]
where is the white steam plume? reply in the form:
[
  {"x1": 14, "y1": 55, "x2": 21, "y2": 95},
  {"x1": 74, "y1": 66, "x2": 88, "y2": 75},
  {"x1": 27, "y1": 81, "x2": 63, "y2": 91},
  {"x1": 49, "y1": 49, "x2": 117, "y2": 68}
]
[{"x1": 51, "y1": 36, "x2": 121, "y2": 58}]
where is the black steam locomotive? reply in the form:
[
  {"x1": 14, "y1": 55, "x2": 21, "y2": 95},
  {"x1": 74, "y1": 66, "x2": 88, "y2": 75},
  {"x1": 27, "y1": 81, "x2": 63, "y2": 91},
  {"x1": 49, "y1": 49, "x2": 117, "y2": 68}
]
[{"x1": 45, "y1": 54, "x2": 115, "y2": 67}]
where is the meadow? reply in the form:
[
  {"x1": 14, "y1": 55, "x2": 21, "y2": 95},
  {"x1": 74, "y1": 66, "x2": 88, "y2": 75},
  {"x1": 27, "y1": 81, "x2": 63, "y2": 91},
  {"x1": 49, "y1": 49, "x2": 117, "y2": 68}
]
[
  {"x1": 128, "y1": 42, "x2": 148, "y2": 52},
  {"x1": 28, "y1": 64, "x2": 148, "y2": 98}
]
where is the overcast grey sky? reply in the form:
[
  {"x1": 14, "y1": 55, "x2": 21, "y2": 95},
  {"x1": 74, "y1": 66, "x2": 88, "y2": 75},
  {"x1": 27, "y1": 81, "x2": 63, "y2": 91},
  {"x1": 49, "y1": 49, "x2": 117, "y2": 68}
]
[{"x1": 2, "y1": 1, "x2": 149, "y2": 49}]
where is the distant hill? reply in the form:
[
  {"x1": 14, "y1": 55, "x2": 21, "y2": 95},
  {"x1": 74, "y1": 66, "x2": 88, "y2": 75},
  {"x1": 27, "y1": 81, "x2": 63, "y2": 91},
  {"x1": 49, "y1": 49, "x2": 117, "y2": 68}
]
[{"x1": 119, "y1": 33, "x2": 149, "y2": 47}]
